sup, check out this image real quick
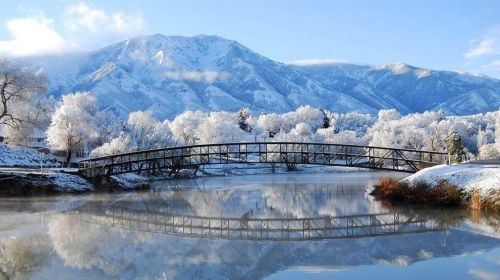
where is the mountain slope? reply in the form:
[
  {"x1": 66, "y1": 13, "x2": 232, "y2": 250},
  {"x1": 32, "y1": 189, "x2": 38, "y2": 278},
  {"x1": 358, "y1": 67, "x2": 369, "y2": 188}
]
[
  {"x1": 292, "y1": 62, "x2": 500, "y2": 115},
  {"x1": 21, "y1": 34, "x2": 500, "y2": 119}
]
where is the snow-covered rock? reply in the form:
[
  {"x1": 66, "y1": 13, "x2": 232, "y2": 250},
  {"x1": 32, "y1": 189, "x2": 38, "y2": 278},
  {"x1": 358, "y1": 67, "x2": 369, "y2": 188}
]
[{"x1": 16, "y1": 34, "x2": 500, "y2": 120}]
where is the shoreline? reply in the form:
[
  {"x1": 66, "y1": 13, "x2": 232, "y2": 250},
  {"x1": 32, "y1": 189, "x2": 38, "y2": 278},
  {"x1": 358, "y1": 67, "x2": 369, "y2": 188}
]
[
  {"x1": 0, "y1": 165, "x2": 377, "y2": 197},
  {"x1": 369, "y1": 163, "x2": 500, "y2": 211}
]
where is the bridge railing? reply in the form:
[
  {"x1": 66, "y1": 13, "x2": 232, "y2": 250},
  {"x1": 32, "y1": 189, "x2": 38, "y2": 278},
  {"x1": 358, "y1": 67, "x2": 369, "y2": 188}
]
[{"x1": 78, "y1": 142, "x2": 448, "y2": 177}]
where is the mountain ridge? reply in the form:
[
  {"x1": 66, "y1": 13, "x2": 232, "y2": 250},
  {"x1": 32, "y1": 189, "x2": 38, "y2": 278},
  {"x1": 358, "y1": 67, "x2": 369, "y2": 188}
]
[{"x1": 17, "y1": 34, "x2": 500, "y2": 119}]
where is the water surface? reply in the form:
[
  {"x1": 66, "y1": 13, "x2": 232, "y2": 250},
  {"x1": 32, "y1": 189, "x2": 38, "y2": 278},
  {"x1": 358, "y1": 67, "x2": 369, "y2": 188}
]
[{"x1": 0, "y1": 171, "x2": 499, "y2": 279}]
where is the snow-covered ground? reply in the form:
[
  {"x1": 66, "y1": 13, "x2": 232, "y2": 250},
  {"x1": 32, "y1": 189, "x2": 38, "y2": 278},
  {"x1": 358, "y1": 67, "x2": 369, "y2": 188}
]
[
  {"x1": 404, "y1": 163, "x2": 500, "y2": 196},
  {"x1": 0, "y1": 143, "x2": 60, "y2": 167}
]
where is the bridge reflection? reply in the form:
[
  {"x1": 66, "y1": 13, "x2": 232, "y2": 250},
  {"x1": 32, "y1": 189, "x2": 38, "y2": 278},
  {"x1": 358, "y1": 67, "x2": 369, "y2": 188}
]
[{"x1": 76, "y1": 206, "x2": 445, "y2": 241}]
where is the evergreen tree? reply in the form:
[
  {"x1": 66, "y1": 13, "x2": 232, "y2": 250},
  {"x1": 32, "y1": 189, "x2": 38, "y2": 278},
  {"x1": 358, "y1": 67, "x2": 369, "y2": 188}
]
[
  {"x1": 320, "y1": 109, "x2": 330, "y2": 129},
  {"x1": 237, "y1": 108, "x2": 252, "y2": 132},
  {"x1": 447, "y1": 130, "x2": 464, "y2": 163}
]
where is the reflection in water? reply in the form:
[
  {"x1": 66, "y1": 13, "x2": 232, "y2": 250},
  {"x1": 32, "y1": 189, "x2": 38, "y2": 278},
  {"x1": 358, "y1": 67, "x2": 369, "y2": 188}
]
[
  {"x1": 0, "y1": 172, "x2": 499, "y2": 279},
  {"x1": 76, "y1": 207, "x2": 444, "y2": 241},
  {"x1": 0, "y1": 235, "x2": 51, "y2": 279}
]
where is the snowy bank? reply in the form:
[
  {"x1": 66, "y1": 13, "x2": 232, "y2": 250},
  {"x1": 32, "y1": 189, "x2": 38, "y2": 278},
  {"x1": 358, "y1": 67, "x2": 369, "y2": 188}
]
[
  {"x1": 403, "y1": 163, "x2": 500, "y2": 197},
  {"x1": 0, "y1": 144, "x2": 60, "y2": 167},
  {"x1": 0, "y1": 172, "x2": 94, "y2": 196}
]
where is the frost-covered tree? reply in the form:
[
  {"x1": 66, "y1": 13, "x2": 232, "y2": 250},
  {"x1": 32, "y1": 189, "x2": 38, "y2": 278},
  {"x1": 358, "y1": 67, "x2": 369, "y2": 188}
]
[
  {"x1": 332, "y1": 112, "x2": 374, "y2": 135},
  {"x1": 476, "y1": 129, "x2": 488, "y2": 153},
  {"x1": 90, "y1": 133, "x2": 134, "y2": 157},
  {"x1": 479, "y1": 144, "x2": 500, "y2": 160},
  {"x1": 197, "y1": 112, "x2": 244, "y2": 143},
  {"x1": 91, "y1": 111, "x2": 174, "y2": 156},
  {"x1": 281, "y1": 105, "x2": 324, "y2": 132},
  {"x1": 290, "y1": 123, "x2": 313, "y2": 137},
  {"x1": 170, "y1": 111, "x2": 205, "y2": 144},
  {"x1": 0, "y1": 58, "x2": 51, "y2": 145},
  {"x1": 127, "y1": 111, "x2": 163, "y2": 149},
  {"x1": 47, "y1": 92, "x2": 99, "y2": 163},
  {"x1": 496, "y1": 109, "x2": 500, "y2": 146},
  {"x1": 275, "y1": 122, "x2": 314, "y2": 142},
  {"x1": 93, "y1": 110, "x2": 121, "y2": 147},
  {"x1": 316, "y1": 129, "x2": 366, "y2": 145},
  {"x1": 0, "y1": 58, "x2": 47, "y2": 129},
  {"x1": 257, "y1": 113, "x2": 283, "y2": 138},
  {"x1": 377, "y1": 109, "x2": 401, "y2": 122}
]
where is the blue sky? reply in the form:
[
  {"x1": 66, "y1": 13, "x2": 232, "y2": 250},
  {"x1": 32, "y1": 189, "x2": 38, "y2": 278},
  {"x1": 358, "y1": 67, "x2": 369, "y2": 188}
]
[{"x1": 1, "y1": 0, "x2": 500, "y2": 77}]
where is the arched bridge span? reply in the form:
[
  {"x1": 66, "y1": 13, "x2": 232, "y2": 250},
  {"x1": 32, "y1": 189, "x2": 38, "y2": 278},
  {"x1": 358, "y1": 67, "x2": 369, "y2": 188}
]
[{"x1": 78, "y1": 142, "x2": 448, "y2": 179}]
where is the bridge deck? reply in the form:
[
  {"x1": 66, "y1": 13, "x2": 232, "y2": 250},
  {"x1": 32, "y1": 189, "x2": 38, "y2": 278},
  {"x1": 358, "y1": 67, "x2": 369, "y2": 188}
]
[{"x1": 78, "y1": 142, "x2": 449, "y2": 178}]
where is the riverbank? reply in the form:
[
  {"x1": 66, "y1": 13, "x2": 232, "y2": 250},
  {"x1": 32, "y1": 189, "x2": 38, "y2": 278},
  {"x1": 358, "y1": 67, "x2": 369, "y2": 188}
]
[
  {"x1": 0, "y1": 172, "x2": 94, "y2": 196},
  {"x1": 370, "y1": 163, "x2": 500, "y2": 211},
  {"x1": 0, "y1": 171, "x2": 153, "y2": 196}
]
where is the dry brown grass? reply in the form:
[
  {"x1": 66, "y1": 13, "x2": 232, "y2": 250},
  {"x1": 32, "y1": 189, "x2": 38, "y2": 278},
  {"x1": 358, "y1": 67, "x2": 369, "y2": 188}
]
[
  {"x1": 370, "y1": 177, "x2": 465, "y2": 208},
  {"x1": 471, "y1": 189, "x2": 500, "y2": 212},
  {"x1": 469, "y1": 191, "x2": 484, "y2": 211}
]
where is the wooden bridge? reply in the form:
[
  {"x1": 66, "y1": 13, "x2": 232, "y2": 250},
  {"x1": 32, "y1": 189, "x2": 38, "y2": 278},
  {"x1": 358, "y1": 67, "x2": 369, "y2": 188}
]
[
  {"x1": 76, "y1": 205, "x2": 445, "y2": 241},
  {"x1": 78, "y1": 142, "x2": 448, "y2": 179}
]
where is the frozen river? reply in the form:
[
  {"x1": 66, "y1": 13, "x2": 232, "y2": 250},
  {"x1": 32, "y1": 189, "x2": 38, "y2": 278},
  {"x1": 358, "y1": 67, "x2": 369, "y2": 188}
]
[{"x1": 0, "y1": 171, "x2": 499, "y2": 279}]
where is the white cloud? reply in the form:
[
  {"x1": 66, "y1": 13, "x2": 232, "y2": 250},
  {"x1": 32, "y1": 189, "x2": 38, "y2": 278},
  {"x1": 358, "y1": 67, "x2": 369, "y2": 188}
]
[
  {"x1": 465, "y1": 38, "x2": 497, "y2": 58},
  {"x1": 465, "y1": 28, "x2": 500, "y2": 58},
  {"x1": 0, "y1": 15, "x2": 68, "y2": 56},
  {"x1": 285, "y1": 58, "x2": 347, "y2": 66},
  {"x1": 469, "y1": 269, "x2": 500, "y2": 280},
  {"x1": 164, "y1": 71, "x2": 231, "y2": 83},
  {"x1": 65, "y1": 2, "x2": 145, "y2": 35},
  {"x1": 0, "y1": 2, "x2": 147, "y2": 57},
  {"x1": 482, "y1": 59, "x2": 500, "y2": 70}
]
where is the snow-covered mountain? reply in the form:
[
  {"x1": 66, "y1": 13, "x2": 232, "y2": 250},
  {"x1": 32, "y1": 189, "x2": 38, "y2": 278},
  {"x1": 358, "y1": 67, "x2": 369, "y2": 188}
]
[
  {"x1": 293, "y1": 62, "x2": 500, "y2": 115},
  {"x1": 21, "y1": 34, "x2": 500, "y2": 119}
]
